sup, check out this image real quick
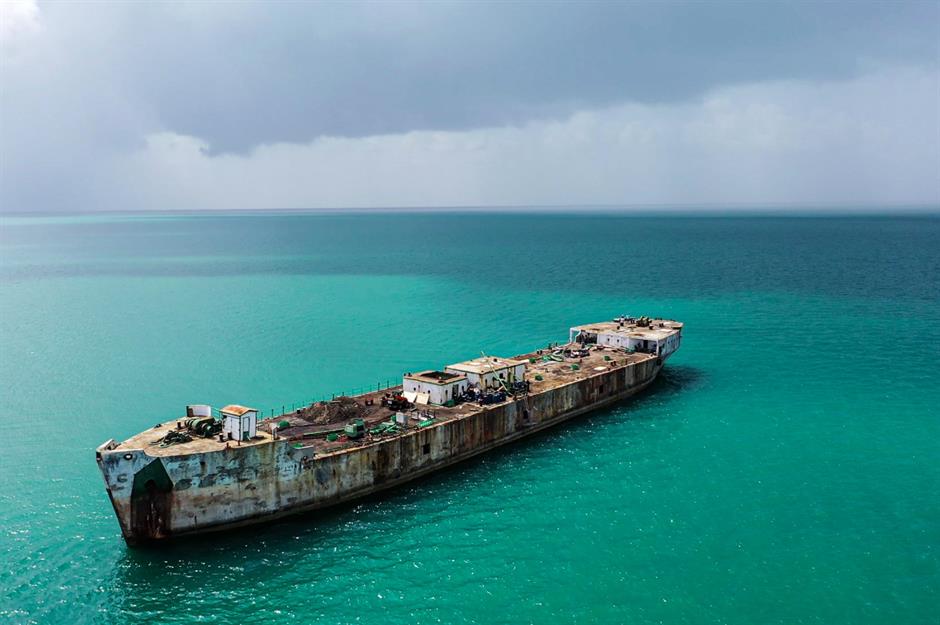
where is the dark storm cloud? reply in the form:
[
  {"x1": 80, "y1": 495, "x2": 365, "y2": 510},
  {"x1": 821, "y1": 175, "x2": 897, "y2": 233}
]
[
  {"x1": 0, "y1": 0, "x2": 937, "y2": 212},
  {"x1": 33, "y1": 1, "x2": 939, "y2": 153}
]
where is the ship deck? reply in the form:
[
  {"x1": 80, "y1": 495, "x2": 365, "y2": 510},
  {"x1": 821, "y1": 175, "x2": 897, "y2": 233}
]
[{"x1": 113, "y1": 321, "x2": 681, "y2": 458}]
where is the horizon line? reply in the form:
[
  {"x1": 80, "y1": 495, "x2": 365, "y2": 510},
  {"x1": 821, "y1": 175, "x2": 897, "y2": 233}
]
[{"x1": 2, "y1": 202, "x2": 939, "y2": 219}]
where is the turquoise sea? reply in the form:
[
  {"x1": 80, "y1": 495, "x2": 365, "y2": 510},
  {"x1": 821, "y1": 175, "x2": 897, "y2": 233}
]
[{"x1": 0, "y1": 211, "x2": 937, "y2": 624}]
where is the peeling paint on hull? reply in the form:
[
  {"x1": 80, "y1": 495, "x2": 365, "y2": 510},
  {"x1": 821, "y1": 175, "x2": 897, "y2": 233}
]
[{"x1": 98, "y1": 356, "x2": 663, "y2": 545}]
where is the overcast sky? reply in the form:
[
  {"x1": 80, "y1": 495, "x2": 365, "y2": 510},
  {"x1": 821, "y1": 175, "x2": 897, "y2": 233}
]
[{"x1": 1, "y1": 0, "x2": 938, "y2": 212}]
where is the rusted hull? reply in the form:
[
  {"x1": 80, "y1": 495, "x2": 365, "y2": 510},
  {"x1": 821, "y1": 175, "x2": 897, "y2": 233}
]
[{"x1": 98, "y1": 357, "x2": 663, "y2": 545}]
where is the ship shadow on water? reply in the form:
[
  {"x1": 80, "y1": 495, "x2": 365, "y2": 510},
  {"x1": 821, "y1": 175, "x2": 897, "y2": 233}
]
[
  {"x1": 112, "y1": 364, "x2": 707, "y2": 577},
  {"x1": 644, "y1": 363, "x2": 707, "y2": 399}
]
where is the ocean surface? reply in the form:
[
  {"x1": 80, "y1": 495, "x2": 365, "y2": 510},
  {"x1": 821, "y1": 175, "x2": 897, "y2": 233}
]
[{"x1": 0, "y1": 211, "x2": 937, "y2": 625}]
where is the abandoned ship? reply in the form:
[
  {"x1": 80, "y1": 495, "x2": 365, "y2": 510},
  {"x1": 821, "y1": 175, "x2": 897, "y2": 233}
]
[{"x1": 96, "y1": 317, "x2": 683, "y2": 545}]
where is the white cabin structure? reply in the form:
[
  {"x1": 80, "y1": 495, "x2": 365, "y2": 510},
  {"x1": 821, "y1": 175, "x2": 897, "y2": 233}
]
[
  {"x1": 402, "y1": 370, "x2": 468, "y2": 405},
  {"x1": 220, "y1": 404, "x2": 258, "y2": 441},
  {"x1": 445, "y1": 357, "x2": 526, "y2": 390},
  {"x1": 569, "y1": 319, "x2": 683, "y2": 360}
]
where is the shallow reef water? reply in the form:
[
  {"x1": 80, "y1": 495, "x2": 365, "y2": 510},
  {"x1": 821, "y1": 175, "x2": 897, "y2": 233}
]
[{"x1": 0, "y1": 212, "x2": 937, "y2": 624}]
